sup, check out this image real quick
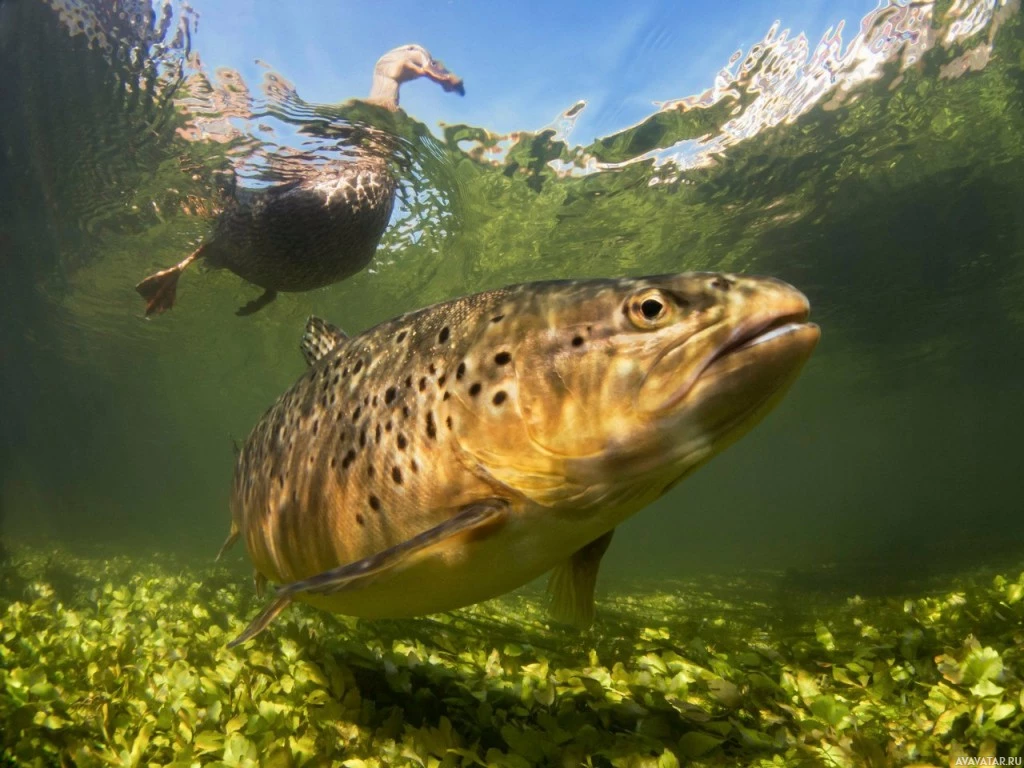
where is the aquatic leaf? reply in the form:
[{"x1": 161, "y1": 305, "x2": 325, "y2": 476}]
[
  {"x1": 128, "y1": 721, "x2": 154, "y2": 767},
  {"x1": 970, "y1": 679, "x2": 1005, "y2": 698},
  {"x1": 809, "y1": 695, "x2": 850, "y2": 728},
  {"x1": 1006, "y1": 582, "x2": 1023, "y2": 605},
  {"x1": 988, "y1": 701, "x2": 1016, "y2": 722},
  {"x1": 32, "y1": 712, "x2": 66, "y2": 730},
  {"x1": 193, "y1": 730, "x2": 224, "y2": 754},
  {"x1": 225, "y1": 713, "x2": 247, "y2": 734},
  {"x1": 677, "y1": 731, "x2": 723, "y2": 758},
  {"x1": 733, "y1": 722, "x2": 776, "y2": 750},
  {"x1": 814, "y1": 622, "x2": 836, "y2": 651},
  {"x1": 707, "y1": 678, "x2": 741, "y2": 708},
  {"x1": 795, "y1": 670, "x2": 821, "y2": 703},
  {"x1": 961, "y1": 646, "x2": 1003, "y2": 686},
  {"x1": 223, "y1": 731, "x2": 257, "y2": 767},
  {"x1": 500, "y1": 724, "x2": 547, "y2": 763}
]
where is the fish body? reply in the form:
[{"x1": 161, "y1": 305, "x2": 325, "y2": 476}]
[{"x1": 227, "y1": 272, "x2": 820, "y2": 643}]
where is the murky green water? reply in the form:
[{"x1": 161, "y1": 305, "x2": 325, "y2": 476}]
[{"x1": 1, "y1": 0, "x2": 1023, "y2": 765}]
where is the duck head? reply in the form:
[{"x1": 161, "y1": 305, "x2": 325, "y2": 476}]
[{"x1": 369, "y1": 44, "x2": 464, "y2": 109}]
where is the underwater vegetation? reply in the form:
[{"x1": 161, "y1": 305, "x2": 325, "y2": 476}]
[{"x1": 1, "y1": 542, "x2": 1023, "y2": 767}]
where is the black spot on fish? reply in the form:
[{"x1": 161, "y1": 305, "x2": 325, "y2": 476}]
[
  {"x1": 429, "y1": 363, "x2": 437, "y2": 375},
  {"x1": 352, "y1": 407, "x2": 362, "y2": 423},
  {"x1": 456, "y1": 362, "x2": 466, "y2": 380},
  {"x1": 397, "y1": 434, "x2": 407, "y2": 450},
  {"x1": 446, "y1": 416, "x2": 453, "y2": 430},
  {"x1": 385, "y1": 387, "x2": 397, "y2": 404},
  {"x1": 330, "y1": 457, "x2": 337, "y2": 468},
  {"x1": 375, "y1": 424, "x2": 382, "y2": 443},
  {"x1": 491, "y1": 315, "x2": 504, "y2": 323},
  {"x1": 386, "y1": 420, "x2": 393, "y2": 432},
  {"x1": 438, "y1": 374, "x2": 447, "y2": 387},
  {"x1": 405, "y1": 375, "x2": 413, "y2": 388},
  {"x1": 372, "y1": 395, "x2": 378, "y2": 407},
  {"x1": 369, "y1": 495, "x2": 381, "y2": 511},
  {"x1": 438, "y1": 327, "x2": 450, "y2": 344},
  {"x1": 411, "y1": 459, "x2": 419, "y2": 473},
  {"x1": 342, "y1": 449, "x2": 356, "y2": 469},
  {"x1": 355, "y1": 513, "x2": 365, "y2": 526},
  {"x1": 493, "y1": 391, "x2": 507, "y2": 406},
  {"x1": 397, "y1": 331, "x2": 407, "y2": 343},
  {"x1": 392, "y1": 466, "x2": 403, "y2": 484},
  {"x1": 312, "y1": 420, "x2": 319, "y2": 436},
  {"x1": 368, "y1": 465, "x2": 375, "y2": 478},
  {"x1": 469, "y1": 382, "x2": 481, "y2": 397},
  {"x1": 354, "y1": 359, "x2": 363, "y2": 373},
  {"x1": 443, "y1": 392, "x2": 450, "y2": 401},
  {"x1": 494, "y1": 351, "x2": 511, "y2": 365},
  {"x1": 426, "y1": 412, "x2": 437, "y2": 439},
  {"x1": 419, "y1": 377, "x2": 427, "y2": 392},
  {"x1": 572, "y1": 336, "x2": 584, "y2": 347},
  {"x1": 360, "y1": 428, "x2": 367, "y2": 447},
  {"x1": 402, "y1": 406, "x2": 410, "y2": 418}
]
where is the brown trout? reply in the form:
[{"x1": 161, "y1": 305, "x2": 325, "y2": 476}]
[{"x1": 222, "y1": 272, "x2": 820, "y2": 645}]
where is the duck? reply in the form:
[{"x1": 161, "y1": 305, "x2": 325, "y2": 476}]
[{"x1": 135, "y1": 44, "x2": 464, "y2": 317}]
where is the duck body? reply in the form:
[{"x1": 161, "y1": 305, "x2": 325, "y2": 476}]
[{"x1": 203, "y1": 158, "x2": 396, "y2": 294}]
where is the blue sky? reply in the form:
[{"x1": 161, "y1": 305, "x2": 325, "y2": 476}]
[{"x1": 189, "y1": 0, "x2": 878, "y2": 145}]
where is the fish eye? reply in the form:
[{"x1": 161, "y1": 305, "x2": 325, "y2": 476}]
[
  {"x1": 641, "y1": 298, "x2": 663, "y2": 319},
  {"x1": 626, "y1": 289, "x2": 671, "y2": 328}
]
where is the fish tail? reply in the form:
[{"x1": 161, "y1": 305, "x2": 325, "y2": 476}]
[{"x1": 135, "y1": 246, "x2": 204, "y2": 317}]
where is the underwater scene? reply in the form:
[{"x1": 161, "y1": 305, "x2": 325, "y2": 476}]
[{"x1": 1, "y1": 0, "x2": 1023, "y2": 765}]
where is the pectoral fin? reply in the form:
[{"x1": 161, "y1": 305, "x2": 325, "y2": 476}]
[
  {"x1": 215, "y1": 526, "x2": 239, "y2": 561},
  {"x1": 228, "y1": 500, "x2": 508, "y2": 647},
  {"x1": 547, "y1": 528, "x2": 614, "y2": 628},
  {"x1": 300, "y1": 316, "x2": 349, "y2": 366}
]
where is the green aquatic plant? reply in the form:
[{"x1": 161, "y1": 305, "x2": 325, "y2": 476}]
[{"x1": 1, "y1": 542, "x2": 1022, "y2": 767}]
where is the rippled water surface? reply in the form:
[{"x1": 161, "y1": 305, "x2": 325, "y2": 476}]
[{"x1": 1, "y1": 0, "x2": 1023, "y2": 762}]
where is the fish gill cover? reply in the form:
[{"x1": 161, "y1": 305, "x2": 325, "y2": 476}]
[{"x1": 0, "y1": 0, "x2": 1023, "y2": 765}]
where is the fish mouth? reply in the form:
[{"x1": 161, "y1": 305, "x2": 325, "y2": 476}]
[
  {"x1": 679, "y1": 305, "x2": 819, "y2": 435},
  {"x1": 704, "y1": 309, "x2": 816, "y2": 368}
]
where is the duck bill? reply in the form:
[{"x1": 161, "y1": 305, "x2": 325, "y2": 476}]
[{"x1": 424, "y1": 59, "x2": 465, "y2": 95}]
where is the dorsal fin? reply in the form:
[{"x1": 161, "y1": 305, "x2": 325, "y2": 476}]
[{"x1": 300, "y1": 316, "x2": 348, "y2": 366}]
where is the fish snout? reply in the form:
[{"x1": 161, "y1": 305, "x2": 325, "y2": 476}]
[{"x1": 638, "y1": 273, "x2": 818, "y2": 419}]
